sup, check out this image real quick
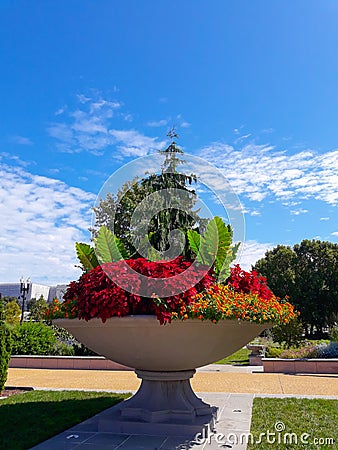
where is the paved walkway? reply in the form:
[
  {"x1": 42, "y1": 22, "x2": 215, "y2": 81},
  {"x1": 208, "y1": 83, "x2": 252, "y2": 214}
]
[
  {"x1": 5, "y1": 366, "x2": 338, "y2": 449},
  {"x1": 7, "y1": 366, "x2": 338, "y2": 396}
]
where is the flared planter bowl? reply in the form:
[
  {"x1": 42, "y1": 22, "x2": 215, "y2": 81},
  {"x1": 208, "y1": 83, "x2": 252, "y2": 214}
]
[
  {"x1": 54, "y1": 316, "x2": 269, "y2": 436},
  {"x1": 53, "y1": 316, "x2": 268, "y2": 371}
]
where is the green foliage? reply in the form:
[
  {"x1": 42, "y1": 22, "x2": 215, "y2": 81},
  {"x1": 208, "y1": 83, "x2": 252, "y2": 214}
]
[
  {"x1": 187, "y1": 229, "x2": 201, "y2": 255},
  {"x1": 253, "y1": 239, "x2": 338, "y2": 335},
  {"x1": 329, "y1": 324, "x2": 338, "y2": 342},
  {"x1": 91, "y1": 135, "x2": 207, "y2": 259},
  {"x1": 11, "y1": 322, "x2": 57, "y2": 355},
  {"x1": 27, "y1": 295, "x2": 48, "y2": 322},
  {"x1": 0, "y1": 298, "x2": 13, "y2": 391},
  {"x1": 94, "y1": 225, "x2": 129, "y2": 263},
  {"x1": 75, "y1": 242, "x2": 99, "y2": 273},
  {"x1": 279, "y1": 345, "x2": 321, "y2": 359},
  {"x1": 51, "y1": 324, "x2": 97, "y2": 356},
  {"x1": 271, "y1": 318, "x2": 304, "y2": 348},
  {"x1": 187, "y1": 217, "x2": 238, "y2": 280},
  {"x1": 4, "y1": 300, "x2": 21, "y2": 325},
  {"x1": 265, "y1": 346, "x2": 285, "y2": 358},
  {"x1": 1, "y1": 296, "x2": 19, "y2": 306}
]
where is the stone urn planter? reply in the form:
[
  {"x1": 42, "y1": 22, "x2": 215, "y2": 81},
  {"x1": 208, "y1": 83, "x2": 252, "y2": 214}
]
[
  {"x1": 54, "y1": 316, "x2": 268, "y2": 436},
  {"x1": 246, "y1": 343, "x2": 265, "y2": 366}
]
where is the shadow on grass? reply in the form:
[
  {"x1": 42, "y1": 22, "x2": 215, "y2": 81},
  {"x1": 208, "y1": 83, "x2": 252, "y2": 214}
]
[{"x1": 0, "y1": 390, "x2": 130, "y2": 450}]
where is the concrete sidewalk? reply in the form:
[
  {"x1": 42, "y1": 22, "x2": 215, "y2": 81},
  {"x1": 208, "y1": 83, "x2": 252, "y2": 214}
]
[{"x1": 6, "y1": 366, "x2": 338, "y2": 396}]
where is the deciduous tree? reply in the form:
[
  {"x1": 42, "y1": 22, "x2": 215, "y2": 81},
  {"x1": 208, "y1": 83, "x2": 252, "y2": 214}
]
[{"x1": 253, "y1": 239, "x2": 338, "y2": 336}]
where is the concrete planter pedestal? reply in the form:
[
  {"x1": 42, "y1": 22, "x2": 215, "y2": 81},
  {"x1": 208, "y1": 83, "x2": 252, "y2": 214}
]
[{"x1": 54, "y1": 316, "x2": 268, "y2": 436}]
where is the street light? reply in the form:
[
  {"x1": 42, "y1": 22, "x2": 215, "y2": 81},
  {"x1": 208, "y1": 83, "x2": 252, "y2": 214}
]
[{"x1": 20, "y1": 276, "x2": 31, "y2": 324}]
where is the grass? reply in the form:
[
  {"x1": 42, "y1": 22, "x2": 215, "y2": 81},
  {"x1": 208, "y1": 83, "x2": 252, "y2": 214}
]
[
  {"x1": 248, "y1": 398, "x2": 337, "y2": 449},
  {"x1": 0, "y1": 390, "x2": 130, "y2": 450},
  {"x1": 215, "y1": 347, "x2": 250, "y2": 365}
]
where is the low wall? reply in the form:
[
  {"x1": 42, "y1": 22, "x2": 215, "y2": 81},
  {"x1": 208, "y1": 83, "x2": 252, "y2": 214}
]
[
  {"x1": 262, "y1": 358, "x2": 338, "y2": 374},
  {"x1": 9, "y1": 355, "x2": 132, "y2": 371}
]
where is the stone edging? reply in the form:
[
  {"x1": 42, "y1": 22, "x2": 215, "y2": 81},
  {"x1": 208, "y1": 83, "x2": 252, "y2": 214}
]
[
  {"x1": 9, "y1": 355, "x2": 131, "y2": 371},
  {"x1": 262, "y1": 358, "x2": 338, "y2": 374}
]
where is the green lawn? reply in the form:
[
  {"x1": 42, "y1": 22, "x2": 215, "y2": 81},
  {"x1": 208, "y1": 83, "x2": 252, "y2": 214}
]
[
  {"x1": 248, "y1": 398, "x2": 337, "y2": 449},
  {"x1": 215, "y1": 347, "x2": 250, "y2": 365},
  {"x1": 0, "y1": 390, "x2": 129, "y2": 450},
  {"x1": 2, "y1": 391, "x2": 336, "y2": 450}
]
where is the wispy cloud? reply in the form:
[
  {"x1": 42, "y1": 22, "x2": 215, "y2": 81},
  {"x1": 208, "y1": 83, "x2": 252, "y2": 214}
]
[
  {"x1": 147, "y1": 119, "x2": 169, "y2": 127},
  {"x1": 10, "y1": 135, "x2": 33, "y2": 145},
  {"x1": 331, "y1": 231, "x2": 338, "y2": 237},
  {"x1": 290, "y1": 208, "x2": 309, "y2": 216},
  {"x1": 48, "y1": 94, "x2": 165, "y2": 157},
  {"x1": 198, "y1": 143, "x2": 338, "y2": 206},
  {"x1": 0, "y1": 152, "x2": 31, "y2": 167},
  {"x1": 109, "y1": 129, "x2": 166, "y2": 157},
  {"x1": 0, "y1": 164, "x2": 95, "y2": 284}
]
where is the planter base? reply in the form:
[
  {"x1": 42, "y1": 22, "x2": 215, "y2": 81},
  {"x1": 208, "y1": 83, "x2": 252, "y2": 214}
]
[{"x1": 99, "y1": 370, "x2": 218, "y2": 436}]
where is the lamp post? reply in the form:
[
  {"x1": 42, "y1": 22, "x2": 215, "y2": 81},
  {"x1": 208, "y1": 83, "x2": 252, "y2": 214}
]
[{"x1": 20, "y1": 276, "x2": 31, "y2": 325}]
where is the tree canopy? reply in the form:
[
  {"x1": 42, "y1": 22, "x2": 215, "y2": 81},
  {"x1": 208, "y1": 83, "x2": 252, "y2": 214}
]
[{"x1": 253, "y1": 239, "x2": 338, "y2": 336}]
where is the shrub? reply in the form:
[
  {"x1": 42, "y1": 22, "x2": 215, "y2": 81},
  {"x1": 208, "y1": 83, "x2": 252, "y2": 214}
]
[
  {"x1": 265, "y1": 346, "x2": 285, "y2": 358},
  {"x1": 271, "y1": 317, "x2": 304, "y2": 348},
  {"x1": 11, "y1": 322, "x2": 57, "y2": 355},
  {"x1": 329, "y1": 325, "x2": 338, "y2": 342},
  {"x1": 27, "y1": 296, "x2": 48, "y2": 322},
  {"x1": 4, "y1": 300, "x2": 21, "y2": 325},
  {"x1": 50, "y1": 324, "x2": 96, "y2": 356},
  {"x1": 0, "y1": 299, "x2": 13, "y2": 391},
  {"x1": 279, "y1": 345, "x2": 321, "y2": 359}
]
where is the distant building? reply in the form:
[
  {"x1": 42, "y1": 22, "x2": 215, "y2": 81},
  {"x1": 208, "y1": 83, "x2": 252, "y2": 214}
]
[
  {"x1": 0, "y1": 282, "x2": 68, "y2": 304},
  {"x1": 48, "y1": 284, "x2": 68, "y2": 302},
  {"x1": 0, "y1": 283, "x2": 48, "y2": 301}
]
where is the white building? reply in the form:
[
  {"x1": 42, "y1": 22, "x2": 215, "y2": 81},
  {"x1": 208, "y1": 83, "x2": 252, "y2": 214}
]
[
  {"x1": 48, "y1": 285, "x2": 68, "y2": 302},
  {"x1": 0, "y1": 283, "x2": 68, "y2": 303}
]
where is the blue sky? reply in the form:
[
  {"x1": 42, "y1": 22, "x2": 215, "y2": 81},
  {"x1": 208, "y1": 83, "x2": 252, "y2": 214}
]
[{"x1": 1, "y1": 0, "x2": 338, "y2": 285}]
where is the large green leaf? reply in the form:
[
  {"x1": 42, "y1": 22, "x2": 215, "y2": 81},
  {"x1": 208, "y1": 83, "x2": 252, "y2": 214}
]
[
  {"x1": 94, "y1": 226, "x2": 128, "y2": 263},
  {"x1": 187, "y1": 229, "x2": 202, "y2": 260},
  {"x1": 199, "y1": 217, "x2": 232, "y2": 273},
  {"x1": 217, "y1": 242, "x2": 241, "y2": 282},
  {"x1": 75, "y1": 242, "x2": 99, "y2": 273}
]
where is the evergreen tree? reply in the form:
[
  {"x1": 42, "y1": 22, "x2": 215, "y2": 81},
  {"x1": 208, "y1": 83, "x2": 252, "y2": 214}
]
[{"x1": 92, "y1": 130, "x2": 207, "y2": 259}]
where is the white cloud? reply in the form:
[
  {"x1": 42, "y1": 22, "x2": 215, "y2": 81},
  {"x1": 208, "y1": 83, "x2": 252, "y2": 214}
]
[
  {"x1": 0, "y1": 152, "x2": 31, "y2": 167},
  {"x1": 198, "y1": 142, "x2": 338, "y2": 206},
  {"x1": 109, "y1": 129, "x2": 166, "y2": 157},
  {"x1": 320, "y1": 217, "x2": 330, "y2": 221},
  {"x1": 10, "y1": 135, "x2": 33, "y2": 145},
  {"x1": 0, "y1": 164, "x2": 95, "y2": 284},
  {"x1": 331, "y1": 231, "x2": 338, "y2": 237},
  {"x1": 234, "y1": 240, "x2": 273, "y2": 270},
  {"x1": 290, "y1": 209, "x2": 309, "y2": 216},
  {"x1": 48, "y1": 94, "x2": 165, "y2": 157},
  {"x1": 147, "y1": 119, "x2": 169, "y2": 127}
]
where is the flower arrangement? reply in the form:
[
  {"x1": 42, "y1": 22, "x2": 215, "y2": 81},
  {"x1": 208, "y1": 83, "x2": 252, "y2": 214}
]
[
  {"x1": 46, "y1": 250, "x2": 297, "y2": 325},
  {"x1": 45, "y1": 144, "x2": 297, "y2": 327}
]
